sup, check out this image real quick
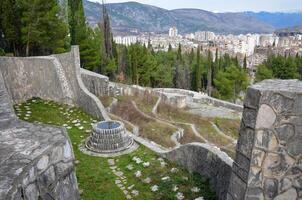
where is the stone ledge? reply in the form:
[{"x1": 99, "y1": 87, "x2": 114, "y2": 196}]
[{"x1": 0, "y1": 120, "x2": 79, "y2": 199}]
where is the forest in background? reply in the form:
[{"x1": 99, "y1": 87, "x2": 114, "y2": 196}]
[{"x1": 9, "y1": 0, "x2": 302, "y2": 102}]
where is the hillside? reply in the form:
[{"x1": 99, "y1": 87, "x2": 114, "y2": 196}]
[
  {"x1": 245, "y1": 11, "x2": 302, "y2": 29},
  {"x1": 83, "y1": 0, "x2": 274, "y2": 34}
]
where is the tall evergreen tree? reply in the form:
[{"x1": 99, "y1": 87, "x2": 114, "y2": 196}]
[
  {"x1": 243, "y1": 54, "x2": 247, "y2": 69},
  {"x1": 194, "y1": 46, "x2": 202, "y2": 91},
  {"x1": 1, "y1": 0, "x2": 21, "y2": 55},
  {"x1": 207, "y1": 50, "x2": 213, "y2": 96},
  {"x1": 19, "y1": 0, "x2": 68, "y2": 56}
]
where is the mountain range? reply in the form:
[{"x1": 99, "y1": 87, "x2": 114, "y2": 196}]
[{"x1": 83, "y1": 0, "x2": 302, "y2": 35}]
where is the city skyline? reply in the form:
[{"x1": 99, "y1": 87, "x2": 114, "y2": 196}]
[{"x1": 89, "y1": 0, "x2": 302, "y2": 12}]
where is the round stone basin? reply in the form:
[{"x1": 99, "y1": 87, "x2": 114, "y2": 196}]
[
  {"x1": 97, "y1": 121, "x2": 121, "y2": 130},
  {"x1": 86, "y1": 120, "x2": 134, "y2": 154}
]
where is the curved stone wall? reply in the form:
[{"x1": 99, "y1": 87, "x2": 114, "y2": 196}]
[
  {"x1": 162, "y1": 143, "x2": 233, "y2": 200},
  {"x1": 81, "y1": 68, "x2": 109, "y2": 97},
  {"x1": 0, "y1": 46, "x2": 109, "y2": 121}
]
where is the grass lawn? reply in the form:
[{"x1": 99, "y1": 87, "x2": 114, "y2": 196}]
[{"x1": 14, "y1": 98, "x2": 216, "y2": 200}]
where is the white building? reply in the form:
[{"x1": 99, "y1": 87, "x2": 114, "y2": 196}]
[
  {"x1": 114, "y1": 36, "x2": 137, "y2": 46},
  {"x1": 169, "y1": 27, "x2": 178, "y2": 38},
  {"x1": 195, "y1": 31, "x2": 215, "y2": 41}
]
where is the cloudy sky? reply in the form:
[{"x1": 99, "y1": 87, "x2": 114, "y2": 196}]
[{"x1": 89, "y1": 0, "x2": 302, "y2": 12}]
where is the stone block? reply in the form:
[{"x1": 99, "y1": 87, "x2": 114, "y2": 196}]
[
  {"x1": 228, "y1": 173, "x2": 247, "y2": 200},
  {"x1": 255, "y1": 130, "x2": 278, "y2": 151},
  {"x1": 263, "y1": 178, "x2": 278, "y2": 199},
  {"x1": 255, "y1": 104, "x2": 276, "y2": 129}
]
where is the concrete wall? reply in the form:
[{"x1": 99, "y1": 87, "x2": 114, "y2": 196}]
[
  {"x1": 227, "y1": 79, "x2": 302, "y2": 200},
  {"x1": 0, "y1": 70, "x2": 79, "y2": 199},
  {"x1": 162, "y1": 143, "x2": 233, "y2": 200},
  {"x1": 0, "y1": 46, "x2": 109, "y2": 121}
]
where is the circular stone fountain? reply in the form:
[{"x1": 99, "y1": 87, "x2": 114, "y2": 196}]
[{"x1": 85, "y1": 120, "x2": 136, "y2": 156}]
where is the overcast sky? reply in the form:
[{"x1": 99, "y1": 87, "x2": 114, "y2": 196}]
[{"x1": 89, "y1": 0, "x2": 302, "y2": 12}]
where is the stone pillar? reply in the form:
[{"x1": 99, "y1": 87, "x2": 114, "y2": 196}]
[{"x1": 227, "y1": 80, "x2": 302, "y2": 200}]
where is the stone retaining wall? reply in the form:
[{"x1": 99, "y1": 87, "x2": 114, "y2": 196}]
[
  {"x1": 81, "y1": 68, "x2": 109, "y2": 97},
  {"x1": 162, "y1": 143, "x2": 233, "y2": 200},
  {"x1": 0, "y1": 46, "x2": 109, "y2": 121}
]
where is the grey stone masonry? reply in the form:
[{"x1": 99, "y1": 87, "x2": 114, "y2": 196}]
[
  {"x1": 0, "y1": 46, "x2": 109, "y2": 121},
  {"x1": 0, "y1": 57, "x2": 79, "y2": 199},
  {"x1": 163, "y1": 143, "x2": 233, "y2": 200},
  {"x1": 81, "y1": 68, "x2": 109, "y2": 97},
  {"x1": 227, "y1": 79, "x2": 302, "y2": 200}
]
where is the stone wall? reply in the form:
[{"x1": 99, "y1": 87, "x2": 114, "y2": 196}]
[
  {"x1": 0, "y1": 46, "x2": 109, "y2": 121},
  {"x1": 227, "y1": 79, "x2": 302, "y2": 200},
  {"x1": 162, "y1": 143, "x2": 233, "y2": 200},
  {"x1": 0, "y1": 71, "x2": 79, "y2": 199},
  {"x1": 154, "y1": 88, "x2": 243, "y2": 112},
  {"x1": 81, "y1": 68, "x2": 109, "y2": 97}
]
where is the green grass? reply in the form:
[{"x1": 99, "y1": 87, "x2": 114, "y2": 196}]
[{"x1": 14, "y1": 98, "x2": 216, "y2": 200}]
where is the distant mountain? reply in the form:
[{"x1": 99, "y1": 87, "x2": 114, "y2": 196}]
[
  {"x1": 245, "y1": 12, "x2": 302, "y2": 29},
  {"x1": 83, "y1": 0, "x2": 302, "y2": 35}
]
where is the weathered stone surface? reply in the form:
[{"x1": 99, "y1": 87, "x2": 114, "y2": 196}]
[
  {"x1": 279, "y1": 177, "x2": 292, "y2": 193},
  {"x1": 255, "y1": 130, "x2": 278, "y2": 150},
  {"x1": 248, "y1": 167, "x2": 262, "y2": 187},
  {"x1": 25, "y1": 184, "x2": 39, "y2": 200},
  {"x1": 274, "y1": 188, "x2": 297, "y2": 200},
  {"x1": 263, "y1": 152, "x2": 295, "y2": 177},
  {"x1": 0, "y1": 62, "x2": 79, "y2": 199},
  {"x1": 228, "y1": 80, "x2": 302, "y2": 200},
  {"x1": 237, "y1": 128, "x2": 255, "y2": 158},
  {"x1": 242, "y1": 108, "x2": 257, "y2": 129},
  {"x1": 162, "y1": 143, "x2": 233, "y2": 200},
  {"x1": 228, "y1": 172, "x2": 247, "y2": 200},
  {"x1": 255, "y1": 104, "x2": 276, "y2": 129},
  {"x1": 264, "y1": 178, "x2": 278, "y2": 199},
  {"x1": 37, "y1": 155, "x2": 49, "y2": 170},
  {"x1": 251, "y1": 149, "x2": 265, "y2": 167},
  {"x1": 275, "y1": 124, "x2": 295, "y2": 143},
  {"x1": 268, "y1": 94, "x2": 294, "y2": 114}
]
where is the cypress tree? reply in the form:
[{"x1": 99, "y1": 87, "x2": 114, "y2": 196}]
[
  {"x1": 195, "y1": 46, "x2": 202, "y2": 91},
  {"x1": 243, "y1": 54, "x2": 247, "y2": 69}
]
